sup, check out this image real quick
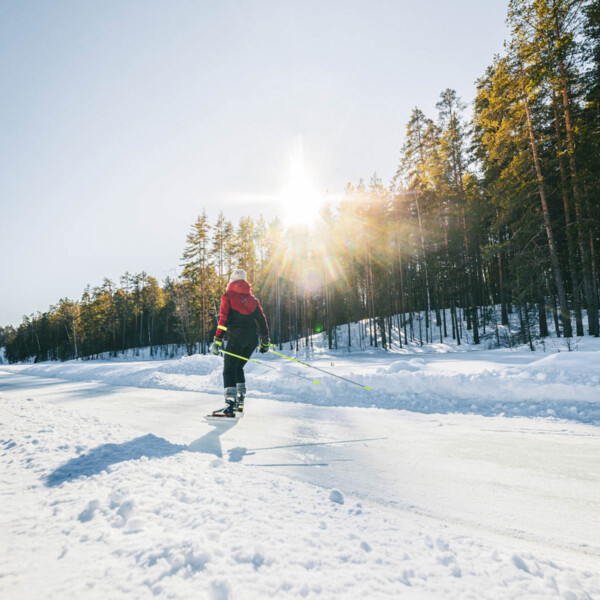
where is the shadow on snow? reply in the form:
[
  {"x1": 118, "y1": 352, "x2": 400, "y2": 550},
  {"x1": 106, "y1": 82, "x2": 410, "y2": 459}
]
[
  {"x1": 44, "y1": 424, "x2": 379, "y2": 486},
  {"x1": 45, "y1": 420, "x2": 237, "y2": 487}
]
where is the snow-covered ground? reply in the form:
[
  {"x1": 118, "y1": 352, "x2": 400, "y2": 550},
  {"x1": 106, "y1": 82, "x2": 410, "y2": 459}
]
[{"x1": 1, "y1": 336, "x2": 600, "y2": 599}]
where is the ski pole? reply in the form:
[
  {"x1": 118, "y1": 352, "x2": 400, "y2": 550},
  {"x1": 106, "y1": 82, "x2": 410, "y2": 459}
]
[
  {"x1": 267, "y1": 344, "x2": 372, "y2": 391},
  {"x1": 219, "y1": 348, "x2": 322, "y2": 386}
]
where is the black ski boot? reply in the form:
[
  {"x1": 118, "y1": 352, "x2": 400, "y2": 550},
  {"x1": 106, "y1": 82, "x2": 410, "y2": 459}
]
[
  {"x1": 212, "y1": 388, "x2": 237, "y2": 418},
  {"x1": 236, "y1": 383, "x2": 246, "y2": 413}
]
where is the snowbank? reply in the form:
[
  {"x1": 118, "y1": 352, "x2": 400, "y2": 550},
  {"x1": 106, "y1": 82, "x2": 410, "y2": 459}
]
[{"x1": 8, "y1": 338, "x2": 600, "y2": 425}]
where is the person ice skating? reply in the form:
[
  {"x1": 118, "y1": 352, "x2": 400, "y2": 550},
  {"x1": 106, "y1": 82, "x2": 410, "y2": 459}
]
[{"x1": 210, "y1": 268, "x2": 269, "y2": 417}]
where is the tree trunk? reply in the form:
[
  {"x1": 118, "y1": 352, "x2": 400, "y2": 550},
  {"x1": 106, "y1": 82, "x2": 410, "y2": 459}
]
[
  {"x1": 552, "y1": 94, "x2": 584, "y2": 336},
  {"x1": 555, "y1": 29, "x2": 599, "y2": 336},
  {"x1": 460, "y1": 208, "x2": 479, "y2": 343},
  {"x1": 521, "y1": 72, "x2": 572, "y2": 337},
  {"x1": 537, "y1": 283, "x2": 549, "y2": 338}
]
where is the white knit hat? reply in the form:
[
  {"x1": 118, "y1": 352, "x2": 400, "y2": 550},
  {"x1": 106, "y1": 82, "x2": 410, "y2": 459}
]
[{"x1": 229, "y1": 268, "x2": 247, "y2": 283}]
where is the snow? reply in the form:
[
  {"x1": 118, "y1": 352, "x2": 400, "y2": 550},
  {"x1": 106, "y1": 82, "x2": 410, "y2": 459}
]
[
  {"x1": 1, "y1": 335, "x2": 600, "y2": 599},
  {"x1": 9, "y1": 336, "x2": 600, "y2": 424}
]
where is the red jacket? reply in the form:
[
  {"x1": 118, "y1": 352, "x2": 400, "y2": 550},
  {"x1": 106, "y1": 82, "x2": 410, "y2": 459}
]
[{"x1": 215, "y1": 280, "x2": 269, "y2": 341}]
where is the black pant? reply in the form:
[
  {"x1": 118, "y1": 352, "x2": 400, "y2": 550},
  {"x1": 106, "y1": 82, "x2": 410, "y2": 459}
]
[{"x1": 223, "y1": 336, "x2": 256, "y2": 389}]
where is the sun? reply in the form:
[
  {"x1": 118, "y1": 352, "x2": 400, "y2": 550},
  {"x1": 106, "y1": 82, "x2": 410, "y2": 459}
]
[{"x1": 278, "y1": 141, "x2": 327, "y2": 229}]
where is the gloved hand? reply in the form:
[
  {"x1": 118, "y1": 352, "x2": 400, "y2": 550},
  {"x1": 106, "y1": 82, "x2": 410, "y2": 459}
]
[
  {"x1": 259, "y1": 338, "x2": 270, "y2": 353},
  {"x1": 210, "y1": 337, "x2": 222, "y2": 356}
]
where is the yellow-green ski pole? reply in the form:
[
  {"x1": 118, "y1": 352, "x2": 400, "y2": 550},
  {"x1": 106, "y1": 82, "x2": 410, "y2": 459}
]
[
  {"x1": 219, "y1": 348, "x2": 321, "y2": 386},
  {"x1": 267, "y1": 344, "x2": 372, "y2": 391}
]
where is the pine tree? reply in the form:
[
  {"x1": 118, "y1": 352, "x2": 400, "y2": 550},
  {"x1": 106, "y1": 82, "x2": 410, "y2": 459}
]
[
  {"x1": 234, "y1": 216, "x2": 258, "y2": 284},
  {"x1": 181, "y1": 211, "x2": 216, "y2": 353},
  {"x1": 211, "y1": 212, "x2": 230, "y2": 291},
  {"x1": 437, "y1": 89, "x2": 480, "y2": 343}
]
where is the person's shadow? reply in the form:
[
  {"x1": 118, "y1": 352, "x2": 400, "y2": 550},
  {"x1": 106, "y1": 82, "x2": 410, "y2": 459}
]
[{"x1": 45, "y1": 420, "x2": 237, "y2": 487}]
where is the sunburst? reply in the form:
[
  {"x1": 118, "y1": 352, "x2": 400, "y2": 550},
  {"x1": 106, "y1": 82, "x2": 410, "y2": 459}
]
[{"x1": 278, "y1": 139, "x2": 327, "y2": 229}]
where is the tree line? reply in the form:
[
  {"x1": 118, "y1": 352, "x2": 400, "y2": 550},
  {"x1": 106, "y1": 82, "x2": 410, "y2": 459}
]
[{"x1": 2, "y1": 0, "x2": 599, "y2": 363}]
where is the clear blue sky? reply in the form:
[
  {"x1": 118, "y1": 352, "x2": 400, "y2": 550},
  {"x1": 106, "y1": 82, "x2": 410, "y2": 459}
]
[{"x1": 0, "y1": 0, "x2": 509, "y2": 327}]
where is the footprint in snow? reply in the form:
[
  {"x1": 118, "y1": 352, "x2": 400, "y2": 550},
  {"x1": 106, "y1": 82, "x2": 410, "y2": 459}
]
[
  {"x1": 78, "y1": 499, "x2": 100, "y2": 523},
  {"x1": 511, "y1": 554, "x2": 530, "y2": 573},
  {"x1": 329, "y1": 489, "x2": 344, "y2": 504},
  {"x1": 435, "y1": 538, "x2": 450, "y2": 552}
]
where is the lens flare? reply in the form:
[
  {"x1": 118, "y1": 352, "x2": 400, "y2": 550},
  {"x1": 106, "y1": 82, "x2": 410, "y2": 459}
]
[{"x1": 278, "y1": 139, "x2": 327, "y2": 229}]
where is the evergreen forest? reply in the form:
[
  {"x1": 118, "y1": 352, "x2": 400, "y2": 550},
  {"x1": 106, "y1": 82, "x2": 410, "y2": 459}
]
[{"x1": 3, "y1": 0, "x2": 600, "y2": 363}]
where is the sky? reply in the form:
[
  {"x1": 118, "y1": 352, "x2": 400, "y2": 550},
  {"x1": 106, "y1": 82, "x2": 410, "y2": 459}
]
[{"x1": 0, "y1": 0, "x2": 510, "y2": 327}]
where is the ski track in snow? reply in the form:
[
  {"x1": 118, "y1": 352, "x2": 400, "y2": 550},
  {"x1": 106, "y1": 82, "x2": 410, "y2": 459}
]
[{"x1": 1, "y1": 340, "x2": 600, "y2": 599}]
